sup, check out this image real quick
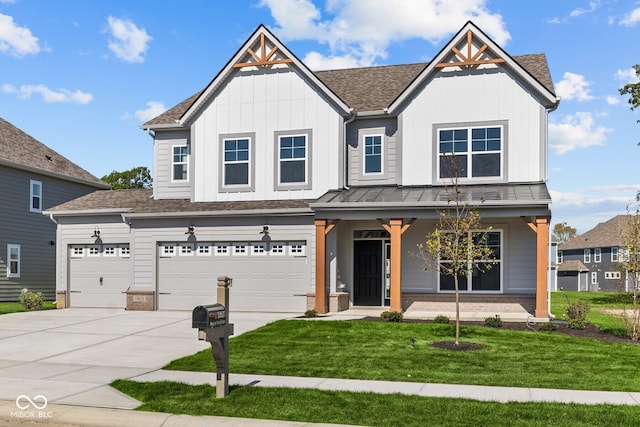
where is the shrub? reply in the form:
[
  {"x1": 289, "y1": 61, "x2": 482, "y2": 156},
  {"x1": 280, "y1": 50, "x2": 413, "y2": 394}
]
[
  {"x1": 433, "y1": 315, "x2": 450, "y2": 324},
  {"x1": 304, "y1": 309, "x2": 317, "y2": 318},
  {"x1": 565, "y1": 299, "x2": 589, "y2": 329},
  {"x1": 568, "y1": 318, "x2": 587, "y2": 330},
  {"x1": 484, "y1": 314, "x2": 503, "y2": 328},
  {"x1": 19, "y1": 289, "x2": 43, "y2": 311},
  {"x1": 539, "y1": 322, "x2": 558, "y2": 332},
  {"x1": 381, "y1": 310, "x2": 403, "y2": 322}
]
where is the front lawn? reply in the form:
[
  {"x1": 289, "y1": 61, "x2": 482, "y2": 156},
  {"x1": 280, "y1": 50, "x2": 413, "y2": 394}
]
[
  {"x1": 111, "y1": 380, "x2": 640, "y2": 427},
  {"x1": 550, "y1": 291, "x2": 633, "y2": 336},
  {"x1": 166, "y1": 319, "x2": 640, "y2": 391},
  {"x1": 0, "y1": 301, "x2": 56, "y2": 315}
]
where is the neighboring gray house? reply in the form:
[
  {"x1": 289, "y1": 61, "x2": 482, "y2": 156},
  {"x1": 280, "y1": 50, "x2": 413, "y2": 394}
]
[
  {"x1": 558, "y1": 215, "x2": 631, "y2": 292},
  {"x1": 0, "y1": 118, "x2": 109, "y2": 301},
  {"x1": 46, "y1": 22, "x2": 558, "y2": 318}
]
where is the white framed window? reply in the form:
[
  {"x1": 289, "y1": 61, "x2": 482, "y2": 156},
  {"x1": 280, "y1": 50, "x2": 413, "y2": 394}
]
[
  {"x1": 30, "y1": 180, "x2": 42, "y2": 213},
  {"x1": 180, "y1": 244, "x2": 194, "y2": 255},
  {"x1": 612, "y1": 247, "x2": 619, "y2": 262},
  {"x1": 71, "y1": 246, "x2": 84, "y2": 258},
  {"x1": 289, "y1": 242, "x2": 306, "y2": 256},
  {"x1": 591, "y1": 272, "x2": 598, "y2": 285},
  {"x1": 605, "y1": 271, "x2": 621, "y2": 279},
  {"x1": 557, "y1": 250, "x2": 563, "y2": 264},
  {"x1": 7, "y1": 244, "x2": 20, "y2": 278},
  {"x1": 252, "y1": 242, "x2": 266, "y2": 255},
  {"x1": 214, "y1": 243, "x2": 229, "y2": 256},
  {"x1": 363, "y1": 135, "x2": 383, "y2": 175},
  {"x1": 197, "y1": 244, "x2": 211, "y2": 255},
  {"x1": 103, "y1": 246, "x2": 116, "y2": 256},
  {"x1": 120, "y1": 245, "x2": 130, "y2": 257},
  {"x1": 275, "y1": 130, "x2": 312, "y2": 190},
  {"x1": 594, "y1": 248, "x2": 601, "y2": 263},
  {"x1": 437, "y1": 124, "x2": 504, "y2": 181},
  {"x1": 172, "y1": 145, "x2": 188, "y2": 182},
  {"x1": 233, "y1": 243, "x2": 248, "y2": 256},
  {"x1": 88, "y1": 246, "x2": 101, "y2": 256},
  {"x1": 161, "y1": 244, "x2": 175, "y2": 257},
  {"x1": 270, "y1": 243, "x2": 285, "y2": 255},
  {"x1": 220, "y1": 134, "x2": 254, "y2": 192},
  {"x1": 584, "y1": 249, "x2": 591, "y2": 263}
]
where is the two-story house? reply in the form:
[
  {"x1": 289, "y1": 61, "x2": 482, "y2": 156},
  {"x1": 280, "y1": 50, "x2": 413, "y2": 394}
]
[
  {"x1": 0, "y1": 118, "x2": 109, "y2": 301},
  {"x1": 558, "y1": 215, "x2": 632, "y2": 292},
  {"x1": 45, "y1": 22, "x2": 558, "y2": 318}
]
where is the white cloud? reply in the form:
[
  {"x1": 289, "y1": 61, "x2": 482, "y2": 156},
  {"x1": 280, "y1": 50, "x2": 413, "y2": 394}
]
[
  {"x1": 259, "y1": 0, "x2": 509, "y2": 69},
  {"x1": 555, "y1": 72, "x2": 594, "y2": 102},
  {"x1": 549, "y1": 112, "x2": 610, "y2": 154},
  {"x1": 302, "y1": 51, "x2": 361, "y2": 71},
  {"x1": 620, "y1": 7, "x2": 640, "y2": 26},
  {"x1": 569, "y1": 1, "x2": 599, "y2": 18},
  {"x1": 606, "y1": 95, "x2": 620, "y2": 105},
  {"x1": 134, "y1": 101, "x2": 166, "y2": 122},
  {"x1": 106, "y1": 16, "x2": 152, "y2": 63},
  {"x1": 2, "y1": 83, "x2": 92, "y2": 104},
  {"x1": 616, "y1": 67, "x2": 639, "y2": 84},
  {"x1": 0, "y1": 0, "x2": 16, "y2": 4},
  {"x1": 0, "y1": 13, "x2": 40, "y2": 56}
]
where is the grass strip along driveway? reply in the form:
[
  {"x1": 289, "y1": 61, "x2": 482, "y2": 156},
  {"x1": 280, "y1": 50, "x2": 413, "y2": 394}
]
[{"x1": 164, "y1": 319, "x2": 640, "y2": 391}]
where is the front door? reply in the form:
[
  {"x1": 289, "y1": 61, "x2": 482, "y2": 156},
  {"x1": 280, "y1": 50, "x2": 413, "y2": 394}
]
[{"x1": 354, "y1": 240, "x2": 382, "y2": 306}]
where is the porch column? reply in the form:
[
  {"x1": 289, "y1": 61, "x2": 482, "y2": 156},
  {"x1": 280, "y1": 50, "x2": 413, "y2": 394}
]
[
  {"x1": 380, "y1": 218, "x2": 415, "y2": 313},
  {"x1": 315, "y1": 219, "x2": 339, "y2": 314},
  {"x1": 535, "y1": 217, "x2": 550, "y2": 318}
]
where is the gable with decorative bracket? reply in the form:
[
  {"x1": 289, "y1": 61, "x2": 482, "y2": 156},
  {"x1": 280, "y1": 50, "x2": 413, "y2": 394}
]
[
  {"x1": 436, "y1": 30, "x2": 505, "y2": 70},
  {"x1": 232, "y1": 32, "x2": 293, "y2": 69}
]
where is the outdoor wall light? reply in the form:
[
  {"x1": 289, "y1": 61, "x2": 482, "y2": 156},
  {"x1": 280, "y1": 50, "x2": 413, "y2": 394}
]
[
  {"x1": 91, "y1": 227, "x2": 100, "y2": 238},
  {"x1": 185, "y1": 224, "x2": 195, "y2": 235},
  {"x1": 260, "y1": 224, "x2": 269, "y2": 235}
]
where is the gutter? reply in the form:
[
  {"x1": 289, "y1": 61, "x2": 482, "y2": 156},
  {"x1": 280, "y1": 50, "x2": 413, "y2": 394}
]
[
  {"x1": 0, "y1": 158, "x2": 110, "y2": 190},
  {"x1": 121, "y1": 208, "x2": 314, "y2": 220},
  {"x1": 342, "y1": 109, "x2": 356, "y2": 190}
]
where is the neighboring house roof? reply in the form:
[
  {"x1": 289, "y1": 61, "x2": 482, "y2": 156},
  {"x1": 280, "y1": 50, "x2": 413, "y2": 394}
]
[
  {"x1": 557, "y1": 260, "x2": 589, "y2": 272},
  {"x1": 142, "y1": 24, "x2": 556, "y2": 128},
  {"x1": 0, "y1": 117, "x2": 109, "y2": 188},
  {"x1": 45, "y1": 189, "x2": 314, "y2": 217},
  {"x1": 559, "y1": 215, "x2": 628, "y2": 250}
]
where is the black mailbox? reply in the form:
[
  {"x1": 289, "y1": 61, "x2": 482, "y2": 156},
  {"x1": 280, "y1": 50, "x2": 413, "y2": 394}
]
[{"x1": 192, "y1": 304, "x2": 227, "y2": 329}]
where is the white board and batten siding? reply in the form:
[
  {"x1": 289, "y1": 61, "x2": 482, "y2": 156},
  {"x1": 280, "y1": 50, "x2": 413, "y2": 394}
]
[
  {"x1": 190, "y1": 67, "x2": 344, "y2": 202},
  {"x1": 400, "y1": 69, "x2": 547, "y2": 186}
]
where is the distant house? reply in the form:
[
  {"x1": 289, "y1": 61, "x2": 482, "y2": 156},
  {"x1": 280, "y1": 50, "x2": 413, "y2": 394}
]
[
  {"x1": 0, "y1": 118, "x2": 109, "y2": 301},
  {"x1": 46, "y1": 22, "x2": 558, "y2": 318},
  {"x1": 557, "y1": 215, "x2": 631, "y2": 292}
]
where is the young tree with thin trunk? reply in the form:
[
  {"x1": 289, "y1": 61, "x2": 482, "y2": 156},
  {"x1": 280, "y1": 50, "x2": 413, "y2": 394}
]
[{"x1": 619, "y1": 195, "x2": 640, "y2": 340}]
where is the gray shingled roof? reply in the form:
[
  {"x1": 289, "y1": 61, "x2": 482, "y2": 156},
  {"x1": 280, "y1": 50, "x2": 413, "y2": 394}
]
[
  {"x1": 143, "y1": 54, "x2": 555, "y2": 128},
  {"x1": 558, "y1": 259, "x2": 589, "y2": 272},
  {"x1": 45, "y1": 188, "x2": 313, "y2": 215},
  {"x1": 559, "y1": 215, "x2": 628, "y2": 250},
  {"x1": 0, "y1": 117, "x2": 108, "y2": 188}
]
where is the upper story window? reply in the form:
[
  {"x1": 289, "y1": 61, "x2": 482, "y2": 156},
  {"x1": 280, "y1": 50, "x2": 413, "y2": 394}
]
[
  {"x1": 172, "y1": 145, "x2": 188, "y2": 182},
  {"x1": 612, "y1": 247, "x2": 619, "y2": 262},
  {"x1": 30, "y1": 180, "x2": 42, "y2": 213},
  {"x1": 594, "y1": 248, "x2": 601, "y2": 263},
  {"x1": 219, "y1": 133, "x2": 255, "y2": 192},
  {"x1": 7, "y1": 244, "x2": 20, "y2": 278},
  {"x1": 584, "y1": 248, "x2": 591, "y2": 263},
  {"x1": 557, "y1": 250, "x2": 563, "y2": 264},
  {"x1": 364, "y1": 135, "x2": 383, "y2": 174},
  {"x1": 275, "y1": 130, "x2": 312, "y2": 190},
  {"x1": 437, "y1": 124, "x2": 504, "y2": 181}
]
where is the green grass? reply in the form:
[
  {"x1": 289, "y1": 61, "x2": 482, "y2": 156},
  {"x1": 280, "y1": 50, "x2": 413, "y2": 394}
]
[
  {"x1": 550, "y1": 291, "x2": 632, "y2": 336},
  {"x1": 166, "y1": 319, "x2": 640, "y2": 391},
  {"x1": 0, "y1": 301, "x2": 56, "y2": 315},
  {"x1": 111, "y1": 380, "x2": 640, "y2": 427}
]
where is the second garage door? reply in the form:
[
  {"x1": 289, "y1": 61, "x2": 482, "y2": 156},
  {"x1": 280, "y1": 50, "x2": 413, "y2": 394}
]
[{"x1": 157, "y1": 241, "x2": 310, "y2": 312}]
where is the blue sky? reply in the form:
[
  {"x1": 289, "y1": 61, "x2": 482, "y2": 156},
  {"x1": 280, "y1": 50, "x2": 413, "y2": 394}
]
[{"x1": 1, "y1": 0, "x2": 639, "y2": 233}]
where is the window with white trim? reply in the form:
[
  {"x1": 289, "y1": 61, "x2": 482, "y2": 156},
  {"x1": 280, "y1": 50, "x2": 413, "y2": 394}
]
[
  {"x1": 439, "y1": 231, "x2": 501, "y2": 292},
  {"x1": 584, "y1": 249, "x2": 591, "y2": 263},
  {"x1": 605, "y1": 271, "x2": 621, "y2": 279},
  {"x1": 7, "y1": 244, "x2": 20, "y2": 278},
  {"x1": 591, "y1": 272, "x2": 598, "y2": 285},
  {"x1": 438, "y1": 125, "x2": 503, "y2": 180},
  {"x1": 172, "y1": 145, "x2": 188, "y2": 182},
  {"x1": 215, "y1": 243, "x2": 229, "y2": 256},
  {"x1": 289, "y1": 242, "x2": 306, "y2": 256},
  {"x1": 557, "y1": 250, "x2": 563, "y2": 264},
  {"x1": 120, "y1": 245, "x2": 130, "y2": 257},
  {"x1": 222, "y1": 137, "x2": 251, "y2": 187},
  {"x1": 252, "y1": 243, "x2": 266, "y2": 255},
  {"x1": 30, "y1": 180, "x2": 42, "y2": 213},
  {"x1": 612, "y1": 247, "x2": 619, "y2": 262},
  {"x1": 233, "y1": 243, "x2": 248, "y2": 255},
  {"x1": 594, "y1": 248, "x2": 601, "y2": 263},
  {"x1": 197, "y1": 244, "x2": 211, "y2": 255},
  {"x1": 363, "y1": 135, "x2": 383, "y2": 174}
]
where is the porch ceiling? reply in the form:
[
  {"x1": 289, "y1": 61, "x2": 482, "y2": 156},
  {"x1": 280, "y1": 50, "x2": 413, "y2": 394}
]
[{"x1": 311, "y1": 183, "x2": 551, "y2": 219}]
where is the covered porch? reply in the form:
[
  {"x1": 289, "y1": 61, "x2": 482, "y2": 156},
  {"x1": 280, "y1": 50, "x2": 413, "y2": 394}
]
[{"x1": 310, "y1": 184, "x2": 552, "y2": 319}]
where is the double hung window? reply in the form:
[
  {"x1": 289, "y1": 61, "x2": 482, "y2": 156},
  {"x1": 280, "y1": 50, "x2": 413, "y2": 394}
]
[
  {"x1": 30, "y1": 180, "x2": 42, "y2": 213},
  {"x1": 7, "y1": 244, "x2": 20, "y2": 278},
  {"x1": 275, "y1": 130, "x2": 311, "y2": 190},
  {"x1": 172, "y1": 145, "x2": 188, "y2": 181},
  {"x1": 219, "y1": 133, "x2": 254, "y2": 192}
]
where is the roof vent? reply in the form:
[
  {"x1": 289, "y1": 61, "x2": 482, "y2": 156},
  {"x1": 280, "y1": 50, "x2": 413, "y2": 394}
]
[{"x1": 45, "y1": 155, "x2": 52, "y2": 161}]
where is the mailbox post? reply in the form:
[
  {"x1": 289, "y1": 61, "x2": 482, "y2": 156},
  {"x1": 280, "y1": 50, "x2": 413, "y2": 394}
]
[{"x1": 192, "y1": 276, "x2": 234, "y2": 398}]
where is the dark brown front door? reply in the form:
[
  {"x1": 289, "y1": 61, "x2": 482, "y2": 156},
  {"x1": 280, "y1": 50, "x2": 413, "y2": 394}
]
[{"x1": 354, "y1": 240, "x2": 382, "y2": 306}]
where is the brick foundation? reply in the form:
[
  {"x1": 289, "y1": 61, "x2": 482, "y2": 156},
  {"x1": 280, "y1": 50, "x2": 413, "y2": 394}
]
[
  {"x1": 56, "y1": 291, "x2": 66, "y2": 309},
  {"x1": 126, "y1": 290, "x2": 155, "y2": 311}
]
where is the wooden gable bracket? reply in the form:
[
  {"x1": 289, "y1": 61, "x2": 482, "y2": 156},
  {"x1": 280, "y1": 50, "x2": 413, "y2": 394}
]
[
  {"x1": 435, "y1": 30, "x2": 505, "y2": 69},
  {"x1": 233, "y1": 33, "x2": 293, "y2": 69},
  {"x1": 324, "y1": 219, "x2": 341, "y2": 235},
  {"x1": 521, "y1": 216, "x2": 551, "y2": 233},
  {"x1": 378, "y1": 218, "x2": 416, "y2": 235}
]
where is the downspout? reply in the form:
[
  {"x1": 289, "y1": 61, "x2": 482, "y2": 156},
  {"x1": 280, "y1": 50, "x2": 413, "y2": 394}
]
[
  {"x1": 545, "y1": 97, "x2": 560, "y2": 317},
  {"x1": 342, "y1": 109, "x2": 356, "y2": 190},
  {"x1": 48, "y1": 213, "x2": 58, "y2": 225}
]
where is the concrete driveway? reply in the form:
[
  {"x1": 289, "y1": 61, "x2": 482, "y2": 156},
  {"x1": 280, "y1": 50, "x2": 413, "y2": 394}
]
[{"x1": 0, "y1": 308, "x2": 291, "y2": 410}]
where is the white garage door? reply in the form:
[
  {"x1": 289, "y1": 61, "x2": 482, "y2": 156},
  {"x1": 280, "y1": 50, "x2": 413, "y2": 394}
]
[
  {"x1": 68, "y1": 244, "x2": 131, "y2": 308},
  {"x1": 158, "y1": 241, "x2": 310, "y2": 312}
]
